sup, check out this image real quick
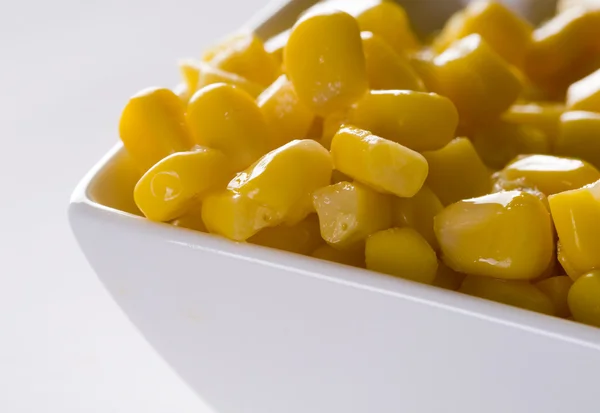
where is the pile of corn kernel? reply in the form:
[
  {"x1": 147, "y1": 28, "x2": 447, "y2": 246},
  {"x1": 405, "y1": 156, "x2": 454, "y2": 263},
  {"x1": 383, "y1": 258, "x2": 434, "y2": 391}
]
[{"x1": 118, "y1": 0, "x2": 600, "y2": 327}]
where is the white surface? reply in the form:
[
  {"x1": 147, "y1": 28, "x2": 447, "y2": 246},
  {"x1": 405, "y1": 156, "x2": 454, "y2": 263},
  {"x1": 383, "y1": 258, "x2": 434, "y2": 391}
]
[
  {"x1": 70, "y1": 144, "x2": 600, "y2": 413},
  {"x1": 0, "y1": 1, "x2": 265, "y2": 411}
]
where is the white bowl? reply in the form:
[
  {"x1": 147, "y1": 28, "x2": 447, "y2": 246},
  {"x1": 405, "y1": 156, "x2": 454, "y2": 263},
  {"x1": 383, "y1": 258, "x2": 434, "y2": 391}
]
[{"x1": 70, "y1": 1, "x2": 600, "y2": 412}]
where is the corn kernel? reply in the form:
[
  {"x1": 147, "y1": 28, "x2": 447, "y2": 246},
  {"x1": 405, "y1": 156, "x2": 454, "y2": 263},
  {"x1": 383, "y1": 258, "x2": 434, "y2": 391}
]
[
  {"x1": 134, "y1": 147, "x2": 231, "y2": 222},
  {"x1": 435, "y1": 191, "x2": 555, "y2": 280},
  {"x1": 433, "y1": 1, "x2": 533, "y2": 68},
  {"x1": 392, "y1": 185, "x2": 443, "y2": 250},
  {"x1": 471, "y1": 121, "x2": 550, "y2": 170},
  {"x1": 311, "y1": 244, "x2": 365, "y2": 268},
  {"x1": 365, "y1": 228, "x2": 438, "y2": 284},
  {"x1": 433, "y1": 261, "x2": 466, "y2": 291},
  {"x1": 330, "y1": 126, "x2": 428, "y2": 198},
  {"x1": 499, "y1": 154, "x2": 600, "y2": 195},
  {"x1": 556, "y1": 111, "x2": 600, "y2": 169},
  {"x1": 361, "y1": 31, "x2": 425, "y2": 91},
  {"x1": 229, "y1": 139, "x2": 333, "y2": 225},
  {"x1": 422, "y1": 138, "x2": 491, "y2": 206},
  {"x1": 257, "y1": 75, "x2": 315, "y2": 149},
  {"x1": 313, "y1": 181, "x2": 392, "y2": 250},
  {"x1": 347, "y1": 90, "x2": 459, "y2": 152},
  {"x1": 203, "y1": 32, "x2": 281, "y2": 86},
  {"x1": 558, "y1": 242, "x2": 581, "y2": 280},
  {"x1": 536, "y1": 276, "x2": 573, "y2": 317},
  {"x1": 502, "y1": 103, "x2": 565, "y2": 147},
  {"x1": 284, "y1": 9, "x2": 368, "y2": 116},
  {"x1": 430, "y1": 34, "x2": 522, "y2": 125},
  {"x1": 187, "y1": 83, "x2": 270, "y2": 172},
  {"x1": 568, "y1": 270, "x2": 600, "y2": 326},
  {"x1": 460, "y1": 276, "x2": 555, "y2": 315},
  {"x1": 248, "y1": 214, "x2": 322, "y2": 255},
  {"x1": 548, "y1": 179, "x2": 600, "y2": 279},
  {"x1": 119, "y1": 87, "x2": 193, "y2": 172},
  {"x1": 567, "y1": 68, "x2": 600, "y2": 112}
]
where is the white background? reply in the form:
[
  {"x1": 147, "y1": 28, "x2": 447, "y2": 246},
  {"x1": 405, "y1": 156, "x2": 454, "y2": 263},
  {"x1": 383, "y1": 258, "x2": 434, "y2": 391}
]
[{"x1": 0, "y1": 0, "x2": 265, "y2": 411}]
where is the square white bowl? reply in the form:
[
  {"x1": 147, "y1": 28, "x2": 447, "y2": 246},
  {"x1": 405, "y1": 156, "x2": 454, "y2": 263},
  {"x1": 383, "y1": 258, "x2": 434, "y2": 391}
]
[{"x1": 70, "y1": 1, "x2": 600, "y2": 412}]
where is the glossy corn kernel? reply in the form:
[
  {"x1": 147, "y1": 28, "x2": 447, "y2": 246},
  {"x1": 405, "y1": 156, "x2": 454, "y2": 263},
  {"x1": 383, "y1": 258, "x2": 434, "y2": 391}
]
[
  {"x1": 435, "y1": 191, "x2": 555, "y2": 280},
  {"x1": 247, "y1": 214, "x2": 322, "y2": 255},
  {"x1": 459, "y1": 276, "x2": 555, "y2": 315},
  {"x1": 422, "y1": 138, "x2": 491, "y2": 206},
  {"x1": 433, "y1": 261, "x2": 466, "y2": 291},
  {"x1": 264, "y1": 29, "x2": 290, "y2": 63},
  {"x1": 347, "y1": 90, "x2": 458, "y2": 152},
  {"x1": 201, "y1": 190, "x2": 275, "y2": 241},
  {"x1": 187, "y1": 83, "x2": 270, "y2": 172},
  {"x1": 490, "y1": 175, "x2": 550, "y2": 210},
  {"x1": 471, "y1": 121, "x2": 550, "y2": 170},
  {"x1": 365, "y1": 227, "x2": 438, "y2": 284},
  {"x1": 524, "y1": 7, "x2": 600, "y2": 94},
  {"x1": 313, "y1": 181, "x2": 392, "y2": 250},
  {"x1": 171, "y1": 203, "x2": 207, "y2": 233},
  {"x1": 548, "y1": 179, "x2": 600, "y2": 279},
  {"x1": 392, "y1": 185, "x2": 443, "y2": 250},
  {"x1": 558, "y1": 242, "x2": 581, "y2": 280},
  {"x1": 284, "y1": 10, "x2": 368, "y2": 116},
  {"x1": 536, "y1": 276, "x2": 573, "y2": 317},
  {"x1": 311, "y1": 244, "x2": 365, "y2": 268},
  {"x1": 330, "y1": 126, "x2": 428, "y2": 198},
  {"x1": 134, "y1": 148, "x2": 231, "y2": 222},
  {"x1": 568, "y1": 270, "x2": 600, "y2": 326},
  {"x1": 361, "y1": 31, "x2": 425, "y2": 91},
  {"x1": 257, "y1": 75, "x2": 315, "y2": 149},
  {"x1": 230, "y1": 139, "x2": 333, "y2": 225},
  {"x1": 556, "y1": 111, "x2": 600, "y2": 169},
  {"x1": 502, "y1": 103, "x2": 565, "y2": 147},
  {"x1": 499, "y1": 154, "x2": 600, "y2": 195},
  {"x1": 430, "y1": 34, "x2": 522, "y2": 125},
  {"x1": 567, "y1": 68, "x2": 600, "y2": 112},
  {"x1": 119, "y1": 87, "x2": 193, "y2": 172},
  {"x1": 433, "y1": 1, "x2": 533, "y2": 68},
  {"x1": 203, "y1": 32, "x2": 281, "y2": 86}
]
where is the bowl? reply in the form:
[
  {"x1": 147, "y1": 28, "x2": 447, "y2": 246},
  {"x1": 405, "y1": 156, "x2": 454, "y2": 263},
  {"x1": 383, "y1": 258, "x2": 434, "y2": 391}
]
[{"x1": 69, "y1": 1, "x2": 600, "y2": 412}]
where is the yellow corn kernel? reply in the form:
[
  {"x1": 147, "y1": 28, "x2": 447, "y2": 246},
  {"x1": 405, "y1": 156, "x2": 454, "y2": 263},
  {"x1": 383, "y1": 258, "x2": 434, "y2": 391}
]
[
  {"x1": 247, "y1": 214, "x2": 323, "y2": 255},
  {"x1": 459, "y1": 276, "x2": 555, "y2": 315},
  {"x1": 567, "y1": 68, "x2": 600, "y2": 112},
  {"x1": 568, "y1": 270, "x2": 600, "y2": 326},
  {"x1": 119, "y1": 87, "x2": 193, "y2": 172},
  {"x1": 433, "y1": 261, "x2": 466, "y2": 291},
  {"x1": 499, "y1": 154, "x2": 600, "y2": 195},
  {"x1": 179, "y1": 59, "x2": 202, "y2": 94},
  {"x1": 180, "y1": 59, "x2": 264, "y2": 98},
  {"x1": 422, "y1": 138, "x2": 491, "y2": 206},
  {"x1": 257, "y1": 75, "x2": 315, "y2": 149},
  {"x1": 187, "y1": 83, "x2": 270, "y2": 172},
  {"x1": 392, "y1": 185, "x2": 443, "y2": 251},
  {"x1": 548, "y1": 180, "x2": 600, "y2": 279},
  {"x1": 524, "y1": 7, "x2": 600, "y2": 95},
  {"x1": 556, "y1": 111, "x2": 600, "y2": 169},
  {"x1": 491, "y1": 174, "x2": 550, "y2": 211},
  {"x1": 311, "y1": 244, "x2": 365, "y2": 268},
  {"x1": 321, "y1": 110, "x2": 348, "y2": 149},
  {"x1": 365, "y1": 227, "x2": 438, "y2": 284},
  {"x1": 433, "y1": 1, "x2": 533, "y2": 68},
  {"x1": 202, "y1": 190, "x2": 276, "y2": 241},
  {"x1": 284, "y1": 10, "x2": 368, "y2": 116},
  {"x1": 471, "y1": 121, "x2": 550, "y2": 170},
  {"x1": 330, "y1": 126, "x2": 428, "y2": 198},
  {"x1": 435, "y1": 191, "x2": 555, "y2": 280},
  {"x1": 536, "y1": 276, "x2": 573, "y2": 318},
  {"x1": 171, "y1": 203, "x2": 207, "y2": 233},
  {"x1": 558, "y1": 242, "x2": 581, "y2": 280},
  {"x1": 134, "y1": 148, "x2": 231, "y2": 222},
  {"x1": 430, "y1": 34, "x2": 522, "y2": 125},
  {"x1": 347, "y1": 90, "x2": 458, "y2": 152},
  {"x1": 230, "y1": 139, "x2": 333, "y2": 225},
  {"x1": 264, "y1": 29, "x2": 290, "y2": 63},
  {"x1": 502, "y1": 103, "x2": 565, "y2": 147},
  {"x1": 361, "y1": 31, "x2": 425, "y2": 91},
  {"x1": 313, "y1": 181, "x2": 392, "y2": 250},
  {"x1": 203, "y1": 32, "x2": 281, "y2": 87}
]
